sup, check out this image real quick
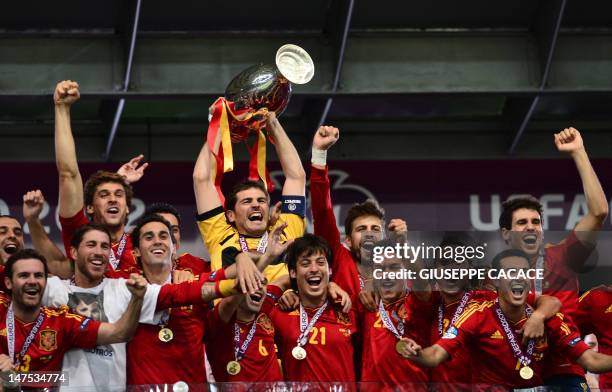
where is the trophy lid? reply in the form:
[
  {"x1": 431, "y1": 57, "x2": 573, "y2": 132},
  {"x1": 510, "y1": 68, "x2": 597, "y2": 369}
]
[{"x1": 275, "y1": 44, "x2": 314, "y2": 85}]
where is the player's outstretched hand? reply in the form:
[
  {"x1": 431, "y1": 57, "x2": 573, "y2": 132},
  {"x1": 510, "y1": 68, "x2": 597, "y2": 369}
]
[
  {"x1": 396, "y1": 337, "x2": 422, "y2": 359},
  {"x1": 173, "y1": 269, "x2": 195, "y2": 284},
  {"x1": 328, "y1": 282, "x2": 352, "y2": 313},
  {"x1": 268, "y1": 201, "x2": 282, "y2": 229},
  {"x1": 117, "y1": 154, "x2": 149, "y2": 184},
  {"x1": 278, "y1": 289, "x2": 300, "y2": 311},
  {"x1": 236, "y1": 254, "x2": 265, "y2": 294}
]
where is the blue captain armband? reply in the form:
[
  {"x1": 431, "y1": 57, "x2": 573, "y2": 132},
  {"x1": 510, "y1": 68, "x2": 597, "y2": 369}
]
[{"x1": 281, "y1": 196, "x2": 305, "y2": 217}]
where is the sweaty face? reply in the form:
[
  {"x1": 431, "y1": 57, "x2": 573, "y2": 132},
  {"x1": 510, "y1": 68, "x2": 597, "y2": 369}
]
[
  {"x1": 375, "y1": 257, "x2": 406, "y2": 303},
  {"x1": 347, "y1": 215, "x2": 384, "y2": 256},
  {"x1": 496, "y1": 256, "x2": 530, "y2": 309},
  {"x1": 227, "y1": 188, "x2": 269, "y2": 236},
  {"x1": 290, "y1": 250, "x2": 330, "y2": 305},
  {"x1": 72, "y1": 229, "x2": 110, "y2": 283},
  {"x1": 0, "y1": 217, "x2": 24, "y2": 264},
  {"x1": 158, "y1": 212, "x2": 181, "y2": 251},
  {"x1": 86, "y1": 182, "x2": 129, "y2": 229},
  {"x1": 134, "y1": 222, "x2": 174, "y2": 269},
  {"x1": 5, "y1": 258, "x2": 46, "y2": 311},
  {"x1": 502, "y1": 208, "x2": 543, "y2": 258}
]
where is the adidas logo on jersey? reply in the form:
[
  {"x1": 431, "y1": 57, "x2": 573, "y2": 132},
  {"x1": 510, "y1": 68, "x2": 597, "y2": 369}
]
[{"x1": 490, "y1": 330, "x2": 504, "y2": 339}]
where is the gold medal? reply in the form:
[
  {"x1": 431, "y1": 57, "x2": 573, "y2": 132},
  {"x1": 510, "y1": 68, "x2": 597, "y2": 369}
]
[
  {"x1": 395, "y1": 339, "x2": 410, "y2": 358},
  {"x1": 519, "y1": 365, "x2": 534, "y2": 380},
  {"x1": 158, "y1": 327, "x2": 174, "y2": 342},
  {"x1": 226, "y1": 360, "x2": 241, "y2": 375},
  {"x1": 291, "y1": 346, "x2": 307, "y2": 360}
]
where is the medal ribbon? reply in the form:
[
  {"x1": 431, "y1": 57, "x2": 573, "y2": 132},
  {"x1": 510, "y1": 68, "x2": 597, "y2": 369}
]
[
  {"x1": 108, "y1": 233, "x2": 128, "y2": 271},
  {"x1": 437, "y1": 292, "x2": 472, "y2": 336},
  {"x1": 378, "y1": 301, "x2": 404, "y2": 340},
  {"x1": 297, "y1": 302, "x2": 328, "y2": 347},
  {"x1": 238, "y1": 231, "x2": 269, "y2": 254},
  {"x1": 233, "y1": 320, "x2": 258, "y2": 361},
  {"x1": 494, "y1": 299, "x2": 535, "y2": 367},
  {"x1": 7, "y1": 304, "x2": 46, "y2": 368}
]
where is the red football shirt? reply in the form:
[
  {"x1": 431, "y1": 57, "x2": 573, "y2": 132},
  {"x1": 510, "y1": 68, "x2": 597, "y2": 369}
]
[
  {"x1": 575, "y1": 285, "x2": 612, "y2": 390},
  {"x1": 269, "y1": 288, "x2": 358, "y2": 383},
  {"x1": 205, "y1": 285, "x2": 282, "y2": 383},
  {"x1": 310, "y1": 165, "x2": 362, "y2": 296},
  {"x1": 358, "y1": 293, "x2": 432, "y2": 391},
  {"x1": 436, "y1": 300, "x2": 590, "y2": 389},
  {"x1": 126, "y1": 254, "x2": 209, "y2": 388},
  {"x1": 59, "y1": 209, "x2": 138, "y2": 278},
  {"x1": 0, "y1": 295, "x2": 100, "y2": 376}
]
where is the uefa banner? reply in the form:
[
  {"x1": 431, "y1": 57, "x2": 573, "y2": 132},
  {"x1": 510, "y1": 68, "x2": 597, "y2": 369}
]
[{"x1": 2, "y1": 159, "x2": 612, "y2": 256}]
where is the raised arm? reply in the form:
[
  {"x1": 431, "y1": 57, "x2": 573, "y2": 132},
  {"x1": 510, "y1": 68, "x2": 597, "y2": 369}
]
[
  {"x1": 310, "y1": 126, "x2": 342, "y2": 251},
  {"x1": 193, "y1": 129, "x2": 222, "y2": 214},
  {"x1": 22, "y1": 190, "x2": 73, "y2": 278},
  {"x1": 54, "y1": 80, "x2": 83, "y2": 218},
  {"x1": 555, "y1": 128, "x2": 608, "y2": 233},
  {"x1": 96, "y1": 274, "x2": 146, "y2": 345},
  {"x1": 266, "y1": 112, "x2": 305, "y2": 196}
]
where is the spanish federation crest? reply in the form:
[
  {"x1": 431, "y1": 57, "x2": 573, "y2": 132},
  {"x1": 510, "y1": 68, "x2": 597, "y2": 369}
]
[
  {"x1": 40, "y1": 329, "x2": 57, "y2": 351},
  {"x1": 442, "y1": 326, "x2": 458, "y2": 340}
]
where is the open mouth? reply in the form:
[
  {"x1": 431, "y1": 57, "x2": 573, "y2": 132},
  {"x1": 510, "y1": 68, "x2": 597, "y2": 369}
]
[
  {"x1": 248, "y1": 211, "x2": 263, "y2": 222},
  {"x1": 3, "y1": 243, "x2": 18, "y2": 254},
  {"x1": 151, "y1": 248, "x2": 166, "y2": 256},
  {"x1": 522, "y1": 234, "x2": 537, "y2": 245},
  {"x1": 23, "y1": 286, "x2": 39, "y2": 298},
  {"x1": 249, "y1": 292, "x2": 264, "y2": 303},
  {"x1": 106, "y1": 207, "x2": 120, "y2": 215},
  {"x1": 306, "y1": 276, "x2": 322, "y2": 288},
  {"x1": 510, "y1": 282, "x2": 526, "y2": 298}
]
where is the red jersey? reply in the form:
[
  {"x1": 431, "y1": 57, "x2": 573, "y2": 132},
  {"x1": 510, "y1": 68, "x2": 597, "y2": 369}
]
[
  {"x1": 60, "y1": 209, "x2": 138, "y2": 278},
  {"x1": 310, "y1": 165, "x2": 362, "y2": 295},
  {"x1": 436, "y1": 300, "x2": 590, "y2": 389},
  {"x1": 126, "y1": 255, "x2": 209, "y2": 387},
  {"x1": 0, "y1": 295, "x2": 100, "y2": 375},
  {"x1": 269, "y1": 289, "x2": 358, "y2": 383},
  {"x1": 575, "y1": 286, "x2": 612, "y2": 390},
  {"x1": 205, "y1": 285, "x2": 282, "y2": 383},
  {"x1": 358, "y1": 293, "x2": 432, "y2": 390}
]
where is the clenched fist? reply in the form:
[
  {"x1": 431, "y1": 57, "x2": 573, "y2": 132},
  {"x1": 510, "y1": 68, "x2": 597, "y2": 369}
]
[
  {"x1": 313, "y1": 126, "x2": 340, "y2": 151},
  {"x1": 22, "y1": 190, "x2": 45, "y2": 223},
  {"x1": 54, "y1": 80, "x2": 80, "y2": 107},
  {"x1": 554, "y1": 127, "x2": 584, "y2": 155}
]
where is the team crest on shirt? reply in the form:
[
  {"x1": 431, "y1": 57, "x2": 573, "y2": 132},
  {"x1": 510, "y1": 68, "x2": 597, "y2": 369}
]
[
  {"x1": 39, "y1": 329, "x2": 57, "y2": 351},
  {"x1": 395, "y1": 303, "x2": 407, "y2": 320},
  {"x1": 0, "y1": 328, "x2": 6, "y2": 337},
  {"x1": 334, "y1": 310, "x2": 352, "y2": 326},
  {"x1": 442, "y1": 326, "x2": 458, "y2": 339},
  {"x1": 257, "y1": 313, "x2": 274, "y2": 334},
  {"x1": 605, "y1": 304, "x2": 612, "y2": 314}
]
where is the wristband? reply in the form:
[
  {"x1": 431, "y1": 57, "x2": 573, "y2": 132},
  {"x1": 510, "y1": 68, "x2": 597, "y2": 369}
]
[{"x1": 311, "y1": 148, "x2": 327, "y2": 166}]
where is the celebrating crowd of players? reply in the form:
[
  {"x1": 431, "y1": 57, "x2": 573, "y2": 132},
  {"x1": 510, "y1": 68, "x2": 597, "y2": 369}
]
[{"x1": 0, "y1": 79, "x2": 611, "y2": 391}]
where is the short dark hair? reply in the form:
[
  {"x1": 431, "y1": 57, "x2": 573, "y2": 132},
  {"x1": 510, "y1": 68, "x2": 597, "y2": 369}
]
[
  {"x1": 226, "y1": 180, "x2": 269, "y2": 212},
  {"x1": 145, "y1": 203, "x2": 181, "y2": 226},
  {"x1": 5, "y1": 248, "x2": 48, "y2": 280},
  {"x1": 83, "y1": 171, "x2": 133, "y2": 218},
  {"x1": 130, "y1": 214, "x2": 175, "y2": 249},
  {"x1": 286, "y1": 234, "x2": 332, "y2": 291},
  {"x1": 498, "y1": 196, "x2": 543, "y2": 230},
  {"x1": 70, "y1": 224, "x2": 111, "y2": 249},
  {"x1": 491, "y1": 248, "x2": 530, "y2": 270},
  {"x1": 344, "y1": 199, "x2": 384, "y2": 235}
]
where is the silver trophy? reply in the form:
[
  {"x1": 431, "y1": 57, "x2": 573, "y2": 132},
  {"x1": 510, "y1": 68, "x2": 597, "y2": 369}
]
[{"x1": 224, "y1": 44, "x2": 314, "y2": 142}]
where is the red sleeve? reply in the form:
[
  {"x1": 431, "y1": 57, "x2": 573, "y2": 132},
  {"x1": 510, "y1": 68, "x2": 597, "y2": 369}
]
[
  {"x1": 435, "y1": 308, "x2": 478, "y2": 359},
  {"x1": 310, "y1": 165, "x2": 343, "y2": 255},
  {"x1": 156, "y1": 280, "x2": 206, "y2": 310},
  {"x1": 63, "y1": 313, "x2": 101, "y2": 349},
  {"x1": 547, "y1": 313, "x2": 591, "y2": 361},
  {"x1": 59, "y1": 209, "x2": 89, "y2": 259}
]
